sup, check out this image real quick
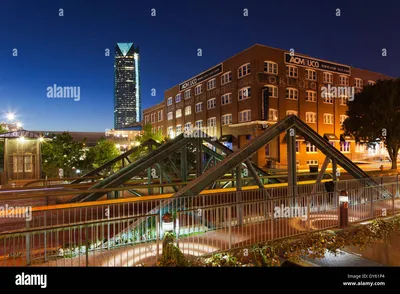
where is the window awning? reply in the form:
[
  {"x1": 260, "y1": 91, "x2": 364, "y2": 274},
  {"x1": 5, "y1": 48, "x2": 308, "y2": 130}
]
[
  {"x1": 340, "y1": 134, "x2": 355, "y2": 142},
  {"x1": 324, "y1": 133, "x2": 340, "y2": 142},
  {"x1": 282, "y1": 134, "x2": 305, "y2": 143},
  {"x1": 219, "y1": 135, "x2": 233, "y2": 142}
]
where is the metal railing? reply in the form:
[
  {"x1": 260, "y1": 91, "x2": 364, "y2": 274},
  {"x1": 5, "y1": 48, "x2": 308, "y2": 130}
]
[{"x1": 0, "y1": 179, "x2": 399, "y2": 267}]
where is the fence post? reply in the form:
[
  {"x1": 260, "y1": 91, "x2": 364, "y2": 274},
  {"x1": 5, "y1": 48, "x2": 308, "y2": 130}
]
[
  {"x1": 44, "y1": 212, "x2": 47, "y2": 262},
  {"x1": 85, "y1": 224, "x2": 89, "y2": 267},
  {"x1": 228, "y1": 207, "x2": 232, "y2": 250},
  {"x1": 156, "y1": 215, "x2": 160, "y2": 262},
  {"x1": 25, "y1": 219, "x2": 31, "y2": 265},
  {"x1": 307, "y1": 195, "x2": 311, "y2": 231}
]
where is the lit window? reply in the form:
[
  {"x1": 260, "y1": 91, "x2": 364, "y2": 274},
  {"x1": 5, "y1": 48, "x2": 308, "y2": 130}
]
[
  {"x1": 323, "y1": 113, "x2": 334, "y2": 124},
  {"x1": 207, "y1": 98, "x2": 216, "y2": 109},
  {"x1": 175, "y1": 93, "x2": 182, "y2": 103},
  {"x1": 323, "y1": 93, "x2": 333, "y2": 104},
  {"x1": 238, "y1": 109, "x2": 251, "y2": 123},
  {"x1": 167, "y1": 126, "x2": 173, "y2": 136},
  {"x1": 176, "y1": 109, "x2": 182, "y2": 118},
  {"x1": 264, "y1": 61, "x2": 278, "y2": 74},
  {"x1": 340, "y1": 95, "x2": 348, "y2": 106},
  {"x1": 305, "y1": 112, "x2": 316, "y2": 123},
  {"x1": 221, "y1": 93, "x2": 232, "y2": 105},
  {"x1": 238, "y1": 63, "x2": 251, "y2": 78},
  {"x1": 266, "y1": 85, "x2": 278, "y2": 98},
  {"x1": 221, "y1": 114, "x2": 232, "y2": 125},
  {"x1": 238, "y1": 87, "x2": 251, "y2": 101},
  {"x1": 340, "y1": 115, "x2": 348, "y2": 125},
  {"x1": 354, "y1": 78, "x2": 363, "y2": 88},
  {"x1": 184, "y1": 90, "x2": 191, "y2": 99},
  {"x1": 286, "y1": 88, "x2": 298, "y2": 100},
  {"x1": 295, "y1": 141, "x2": 300, "y2": 153},
  {"x1": 305, "y1": 69, "x2": 316, "y2": 81},
  {"x1": 195, "y1": 85, "x2": 202, "y2": 95},
  {"x1": 195, "y1": 102, "x2": 203, "y2": 113},
  {"x1": 340, "y1": 142, "x2": 351, "y2": 153},
  {"x1": 176, "y1": 125, "x2": 182, "y2": 134},
  {"x1": 306, "y1": 142, "x2": 318, "y2": 153},
  {"x1": 306, "y1": 160, "x2": 318, "y2": 165},
  {"x1": 221, "y1": 72, "x2": 232, "y2": 85},
  {"x1": 184, "y1": 122, "x2": 192, "y2": 131},
  {"x1": 339, "y1": 75, "x2": 349, "y2": 86},
  {"x1": 167, "y1": 97, "x2": 173, "y2": 106},
  {"x1": 195, "y1": 120, "x2": 203, "y2": 129},
  {"x1": 305, "y1": 91, "x2": 317, "y2": 102},
  {"x1": 207, "y1": 117, "x2": 216, "y2": 127},
  {"x1": 286, "y1": 65, "x2": 298, "y2": 78},
  {"x1": 286, "y1": 110, "x2": 298, "y2": 116},
  {"x1": 323, "y1": 72, "x2": 333, "y2": 84},
  {"x1": 185, "y1": 106, "x2": 191, "y2": 116},
  {"x1": 167, "y1": 112, "x2": 173, "y2": 121},
  {"x1": 207, "y1": 79, "x2": 216, "y2": 90},
  {"x1": 367, "y1": 80, "x2": 376, "y2": 86},
  {"x1": 268, "y1": 109, "x2": 278, "y2": 121},
  {"x1": 157, "y1": 110, "x2": 163, "y2": 121}
]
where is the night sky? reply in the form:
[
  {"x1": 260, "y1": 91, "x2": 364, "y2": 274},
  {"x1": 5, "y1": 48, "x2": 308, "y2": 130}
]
[{"x1": 0, "y1": 0, "x2": 399, "y2": 131}]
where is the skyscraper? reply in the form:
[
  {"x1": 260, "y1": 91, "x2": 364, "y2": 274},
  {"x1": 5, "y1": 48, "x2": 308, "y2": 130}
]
[{"x1": 114, "y1": 43, "x2": 141, "y2": 129}]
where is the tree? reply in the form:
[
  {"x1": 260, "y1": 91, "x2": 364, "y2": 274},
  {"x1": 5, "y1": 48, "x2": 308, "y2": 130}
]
[
  {"x1": 41, "y1": 132, "x2": 88, "y2": 178},
  {"x1": 343, "y1": 79, "x2": 400, "y2": 169},
  {"x1": 136, "y1": 123, "x2": 164, "y2": 144},
  {"x1": 87, "y1": 138, "x2": 120, "y2": 169}
]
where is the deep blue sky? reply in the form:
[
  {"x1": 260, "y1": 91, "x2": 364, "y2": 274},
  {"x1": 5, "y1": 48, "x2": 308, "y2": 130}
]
[{"x1": 0, "y1": 0, "x2": 399, "y2": 131}]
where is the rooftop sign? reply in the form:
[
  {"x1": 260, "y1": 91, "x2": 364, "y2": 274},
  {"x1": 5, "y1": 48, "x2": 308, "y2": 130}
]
[
  {"x1": 285, "y1": 53, "x2": 351, "y2": 75},
  {"x1": 179, "y1": 64, "x2": 223, "y2": 91}
]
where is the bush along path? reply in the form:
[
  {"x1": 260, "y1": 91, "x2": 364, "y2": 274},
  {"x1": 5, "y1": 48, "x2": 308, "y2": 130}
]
[{"x1": 156, "y1": 216, "x2": 400, "y2": 267}]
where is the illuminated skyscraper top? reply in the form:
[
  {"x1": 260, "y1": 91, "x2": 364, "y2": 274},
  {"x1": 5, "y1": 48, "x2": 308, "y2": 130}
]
[{"x1": 114, "y1": 43, "x2": 141, "y2": 129}]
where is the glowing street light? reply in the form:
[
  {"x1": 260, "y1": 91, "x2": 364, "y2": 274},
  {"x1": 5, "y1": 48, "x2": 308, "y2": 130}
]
[{"x1": 6, "y1": 112, "x2": 15, "y2": 121}]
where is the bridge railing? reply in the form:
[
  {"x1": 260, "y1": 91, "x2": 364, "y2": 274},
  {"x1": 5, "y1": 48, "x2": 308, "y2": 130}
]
[{"x1": 0, "y1": 180, "x2": 399, "y2": 266}]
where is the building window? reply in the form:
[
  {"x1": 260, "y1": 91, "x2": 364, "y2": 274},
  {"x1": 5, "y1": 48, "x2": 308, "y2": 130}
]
[
  {"x1": 185, "y1": 106, "x2": 191, "y2": 116},
  {"x1": 305, "y1": 91, "x2": 317, "y2": 102},
  {"x1": 323, "y1": 72, "x2": 333, "y2": 84},
  {"x1": 158, "y1": 126, "x2": 163, "y2": 133},
  {"x1": 167, "y1": 126, "x2": 173, "y2": 136},
  {"x1": 323, "y1": 94, "x2": 333, "y2": 104},
  {"x1": 195, "y1": 120, "x2": 203, "y2": 129},
  {"x1": 286, "y1": 110, "x2": 298, "y2": 116},
  {"x1": 354, "y1": 78, "x2": 363, "y2": 88},
  {"x1": 264, "y1": 61, "x2": 278, "y2": 75},
  {"x1": 265, "y1": 143, "x2": 270, "y2": 156},
  {"x1": 355, "y1": 142, "x2": 366, "y2": 153},
  {"x1": 295, "y1": 141, "x2": 300, "y2": 153},
  {"x1": 305, "y1": 112, "x2": 317, "y2": 123},
  {"x1": 167, "y1": 112, "x2": 173, "y2": 121},
  {"x1": 207, "y1": 117, "x2": 216, "y2": 127},
  {"x1": 238, "y1": 63, "x2": 251, "y2": 78},
  {"x1": 221, "y1": 93, "x2": 232, "y2": 105},
  {"x1": 176, "y1": 109, "x2": 182, "y2": 118},
  {"x1": 268, "y1": 109, "x2": 278, "y2": 121},
  {"x1": 195, "y1": 85, "x2": 202, "y2": 95},
  {"x1": 340, "y1": 142, "x2": 351, "y2": 153},
  {"x1": 339, "y1": 75, "x2": 349, "y2": 86},
  {"x1": 207, "y1": 79, "x2": 216, "y2": 90},
  {"x1": 176, "y1": 125, "x2": 182, "y2": 134},
  {"x1": 266, "y1": 85, "x2": 278, "y2": 98},
  {"x1": 340, "y1": 115, "x2": 348, "y2": 125},
  {"x1": 286, "y1": 65, "x2": 298, "y2": 78},
  {"x1": 184, "y1": 122, "x2": 192, "y2": 131},
  {"x1": 151, "y1": 113, "x2": 155, "y2": 123},
  {"x1": 306, "y1": 142, "x2": 318, "y2": 153},
  {"x1": 305, "y1": 69, "x2": 317, "y2": 81},
  {"x1": 184, "y1": 90, "x2": 191, "y2": 99},
  {"x1": 340, "y1": 95, "x2": 348, "y2": 106},
  {"x1": 145, "y1": 115, "x2": 149, "y2": 124},
  {"x1": 167, "y1": 97, "x2": 173, "y2": 106},
  {"x1": 368, "y1": 80, "x2": 376, "y2": 86},
  {"x1": 157, "y1": 110, "x2": 163, "y2": 121},
  {"x1": 306, "y1": 160, "x2": 319, "y2": 165},
  {"x1": 286, "y1": 88, "x2": 298, "y2": 100},
  {"x1": 221, "y1": 72, "x2": 232, "y2": 85},
  {"x1": 238, "y1": 109, "x2": 251, "y2": 123},
  {"x1": 238, "y1": 87, "x2": 251, "y2": 101},
  {"x1": 221, "y1": 114, "x2": 232, "y2": 126},
  {"x1": 195, "y1": 102, "x2": 203, "y2": 113},
  {"x1": 323, "y1": 113, "x2": 334, "y2": 124},
  {"x1": 175, "y1": 93, "x2": 182, "y2": 103},
  {"x1": 207, "y1": 98, "x2": 216, "y2": 109}
]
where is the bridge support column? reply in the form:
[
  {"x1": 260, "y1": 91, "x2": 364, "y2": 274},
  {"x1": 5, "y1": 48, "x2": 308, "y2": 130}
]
[
  {"x1": 196, "y1": 139, "x2": 202, "y2": 177},
  {"x1": 236, "y1": 164, "x2": 243, "y2": 226},
  {"x1": 287, "y1": 129, "x2": 297, "y2": 204},
  {"x1": 180, "y1": 145, "x2": 188, "y2": 183}
]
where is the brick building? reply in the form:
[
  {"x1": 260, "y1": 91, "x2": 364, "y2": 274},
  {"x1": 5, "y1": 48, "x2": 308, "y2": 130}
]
[{"x1": 143, "y1": 44, "x2": 392, "y2": 170}]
